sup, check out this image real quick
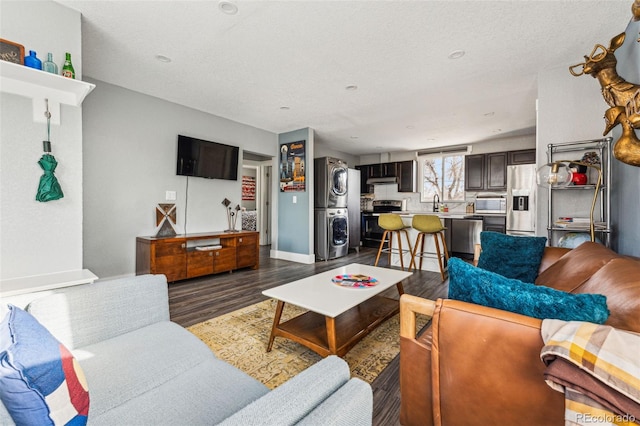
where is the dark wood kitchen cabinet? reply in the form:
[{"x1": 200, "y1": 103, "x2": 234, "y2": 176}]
[
  {"x1": 396, "y1": 160, "x2": 417, "y2": 192},
  {"x1": 464, "y1": 152, "x2": 507, "y2": 191},
  {"x1": 464, "y1": 154, "x2": 486, "y2": 191},
  {"x1": 486, "y1": 152, "x2": 507, "y2": 191},
  {"x1": 372, "y1": 162, "x2": 396, "y2": 178},
  {"x1": 355, "y1": 165, "x2": 369, "y2": 193},
  {"x1": 508, "y1": 149, "x2": 536, "y2": 165},
  {"x1": 356, "y1": 161, "x2": 415, "y2": 193}
]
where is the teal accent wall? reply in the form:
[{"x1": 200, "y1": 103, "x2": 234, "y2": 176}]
[{"x1": 278, "y1": 128, "x2": 313, "y2": 255}]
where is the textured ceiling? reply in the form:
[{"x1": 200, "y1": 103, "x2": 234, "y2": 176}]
[{"x1": 58, "y1": 0, "x2": 634, "y2": 156}]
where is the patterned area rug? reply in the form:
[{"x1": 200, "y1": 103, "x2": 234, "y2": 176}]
[{"x1": 187, "y1": 298, "x2": 430, "y2": 389}]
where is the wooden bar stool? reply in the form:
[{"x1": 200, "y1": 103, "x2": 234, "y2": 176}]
[
  {"x1": 374, "y1": 214, "x2": 413, "y2": 270},
  {"x1": 411, "y1": 215, "x2": 449, "y2": 281}
]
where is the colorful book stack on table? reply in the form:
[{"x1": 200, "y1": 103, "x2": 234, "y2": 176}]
[{"x1": 332, "y1": 274, "x2": 378, "y2": 288}]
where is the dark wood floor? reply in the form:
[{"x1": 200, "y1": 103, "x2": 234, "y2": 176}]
[{"x1": 168, "y1": 245, "x2": 448, "y2": 426}]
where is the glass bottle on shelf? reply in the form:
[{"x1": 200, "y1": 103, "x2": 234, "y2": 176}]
[
  {"x1": 61, "y1": 52, "x2": 75, "y2": 79},
  {"x1": 42, "y1": 52, "x2": 58, "y2": 74},
  {"x1": 24, "y1": 50, "x2": 42, "y2": 70}
]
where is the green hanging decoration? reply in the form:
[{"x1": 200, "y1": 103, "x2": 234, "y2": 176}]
[{"x1": 36, "y1": 100, "x2": 64, "y2": 202}]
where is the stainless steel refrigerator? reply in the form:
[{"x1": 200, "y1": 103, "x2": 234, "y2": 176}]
[
  {"x1": 347, "y1": 168, "x2": 361, "y2": 251},
  {"x1": 506, "y1": 164, "x2": 537, "y2": 236}
]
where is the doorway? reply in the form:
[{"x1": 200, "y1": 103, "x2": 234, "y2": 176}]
[{"x1": 242, "y1": 151, "x2": 273, "y2": 246}]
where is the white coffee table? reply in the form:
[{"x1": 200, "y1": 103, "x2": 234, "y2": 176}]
[{"x1": 262, "y1": 263, "x2": 412, "y2": 357}]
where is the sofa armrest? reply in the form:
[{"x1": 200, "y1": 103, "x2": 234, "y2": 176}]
[
  {"x1": 400, "y1": 295, "x2": 437, "y2": 426},
  {"x1": 25, "y1": 274, "x2": 170, "y2": 349},
  {"x1": 429, "y1": 299, "x2": 565, "y2": 425},
  {"x1": 400, "y1": 294, "x2": 436, "y2": 339},
  {"x1": 218, "y1": 356, "x2": 371, "y2": 426},
  {"x1": 297, "y1": 378, "x2": 372, "y2": 426},
  {"x1": 538, "y1": 246, "x2": 571, "y2": 274}
]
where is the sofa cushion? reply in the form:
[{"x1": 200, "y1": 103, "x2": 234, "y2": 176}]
[
  {"x1": 477, "y1": 231, "x2": 547, "y2": 283},
  {"x1": 75, "y1": 321, "x2": 268, "y2": 424},
  {"x1": 448, "y1": 258, "x2": 610, "y2": 323},
  {"x1": 0, "y1": 305, "x2": 90, "y2": 425},
  {"x1": 26, "y1": 274, "x2": 170, "y2": 350},
  {"x1": 574, "y1": 257, "x2": 640, "y2": 333},
  {"x1": 534, "y1": 242, "x2": 619, "y2": 293}
]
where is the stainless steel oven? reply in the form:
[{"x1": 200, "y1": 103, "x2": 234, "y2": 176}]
[{"x1": 361, "y1": 200, "x2": 403, "y2": 247}]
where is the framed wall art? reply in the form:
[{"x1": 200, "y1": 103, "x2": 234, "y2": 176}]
[
  {"x1": 0, "y1": 38, "x2": 25, "y2": 64},
  {"x1": 279, "y1": 140, "x2": 306, "y2": 192},
  {"x1": 242, "y1": 176, "x2": 256, "y2": 201}
]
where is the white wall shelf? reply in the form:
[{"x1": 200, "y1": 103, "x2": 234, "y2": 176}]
[
  {"x1": 0, "y1": 269, "x2": 98, "y2": 297},
  {"x1": 0, "y1": 60, "x2": 95, "y2": 123}
]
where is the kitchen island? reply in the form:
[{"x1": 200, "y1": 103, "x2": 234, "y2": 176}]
[{"x1": 379, "y1": 212, "x2": 504, "y2": 274}]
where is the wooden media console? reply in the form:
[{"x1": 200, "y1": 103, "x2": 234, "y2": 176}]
[{"x1": 136, "y1": 231, "x2": 259, "y2": 282}]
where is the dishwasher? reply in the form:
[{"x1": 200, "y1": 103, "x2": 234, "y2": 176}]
[{"x1": 451, "y1": 218, "x2": 483, "y2": 258}]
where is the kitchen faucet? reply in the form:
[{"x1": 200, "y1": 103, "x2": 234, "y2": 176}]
[{"x1": 433, "y1": 194, "x2": 440, "y2": 212}]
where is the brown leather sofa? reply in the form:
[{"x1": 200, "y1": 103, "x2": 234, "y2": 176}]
[{"x1": 399, "y1": 242, "x2": 640, "y2": 426}]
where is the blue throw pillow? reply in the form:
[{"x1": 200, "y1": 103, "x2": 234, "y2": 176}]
[
  {"x1": 0, "y1": 304, "x2": 90, "y2": 425},
  {"x1": 447, "y1": 258, "x2": 610, "y2": 323},
  {"x1": 477, "y1": 231, "x2": 547, "y2": 283}
]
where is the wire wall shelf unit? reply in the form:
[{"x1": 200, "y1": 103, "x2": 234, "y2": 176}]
[{"x1": 545, "y1": 137, "x2": 613, "y2": 248}]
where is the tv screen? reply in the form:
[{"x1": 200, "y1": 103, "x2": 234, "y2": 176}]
[{"x1": 176, "y1": 135, "x2": 239, "y2": 181}]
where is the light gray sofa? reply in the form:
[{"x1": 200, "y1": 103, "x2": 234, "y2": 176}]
[{"x1": 0, "y1": 274, "x2": 373, "y2": 425}]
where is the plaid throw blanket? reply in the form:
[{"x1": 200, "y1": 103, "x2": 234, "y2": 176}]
[{"x1": 541, "y1": 320, "x2": 640, "y2": 426}]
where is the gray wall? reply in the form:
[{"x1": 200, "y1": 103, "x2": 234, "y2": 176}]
[
  {"x1": 0, "y1": 0, "x2": 84, "y2": 280},
  {"x1": 359, "y1": 133, "x2": 535, "y2": 166},
  {"x1": 536, "y1": 14, "x2": 640, "y2": 256},
  {"x1": 610, "y1": 17, "x2": 640, "y2": 256},
  {"x1": 314, "y1": 142, "x2": 358, "y2": 167},
  {"x1": 82, "y1": 80, "x2": 277, "y2": 278},
  {"x1": 276, "y1": 128, "x2": 314, "y2": 261},
  {"x1": 466, "y1": 134, "x2": 535, "y2": 155}
]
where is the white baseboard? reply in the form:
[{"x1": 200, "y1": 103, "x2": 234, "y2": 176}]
[{"x1": 270, "y1": 250, "x2": 315, "y2": 264}]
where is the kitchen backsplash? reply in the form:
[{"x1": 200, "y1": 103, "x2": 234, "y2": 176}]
[{"x1": 369, "y1": 185, "x2": 506, "y2": 213}]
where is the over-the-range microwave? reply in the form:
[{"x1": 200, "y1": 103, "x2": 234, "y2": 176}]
[{"x1": 475, "y1": 196, "x2": 506, "y2": 214}]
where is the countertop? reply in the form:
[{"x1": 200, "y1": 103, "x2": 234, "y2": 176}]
[
  {"x1": 399, "y1": 212, "x2": 471, "y2": 219},
  {"x1": 361, "y1": 211, "x2": 505, "y2": 220}
]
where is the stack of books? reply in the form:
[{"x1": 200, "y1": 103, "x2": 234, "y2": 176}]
[{"x1": 554, "y1": 217, "x2": 606, "y2": 229}]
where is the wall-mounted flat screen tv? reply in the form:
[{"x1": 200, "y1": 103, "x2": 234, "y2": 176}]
[{"x1": 176, "y1": 135, "x2": 239, "y2": 181}]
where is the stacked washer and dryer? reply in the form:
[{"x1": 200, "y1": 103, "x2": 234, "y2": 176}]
[{"x1": 314, "y1": 157, "x2": 349, "y2": 260}]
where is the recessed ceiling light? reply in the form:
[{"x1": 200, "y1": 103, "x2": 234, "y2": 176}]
[
  {"x1": 345, "y1": 85, "x2": 358, "y2": 91},
  {"x1": 155, "y1": 55, "x2": 172, "y2": 63},
  {"x1": 279, "y1": 106, "x2": 290, "y2": 110},
  {"x1": 219, "y1": 0, "x2": 238, "y2": 15},
  {"x1": 448, "y1": 50, "x2": 465, "y2": 60}
]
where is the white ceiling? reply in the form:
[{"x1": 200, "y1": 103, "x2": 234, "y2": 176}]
[{"x1": 58, "y1": 0, "x2": 634, "y2": 156}]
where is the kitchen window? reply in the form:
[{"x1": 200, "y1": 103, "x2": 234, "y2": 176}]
[{"x1": 419, "y1": 153, "x2": 465, "y2": 202}]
